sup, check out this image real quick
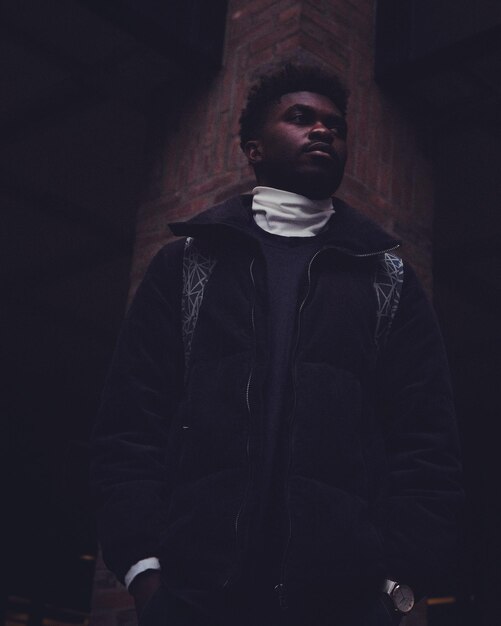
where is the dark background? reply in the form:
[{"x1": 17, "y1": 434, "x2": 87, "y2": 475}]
[
  {"x1": 2, "y1": 0, "x2": 227, "y2": 622},
  {"x1": 376, "y1": 2, "x2": 501, "y2": 623}
]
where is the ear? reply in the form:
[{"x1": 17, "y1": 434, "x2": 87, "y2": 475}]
[{"x1": 243, "y1": 140, "x2": 263, "y2": 166}]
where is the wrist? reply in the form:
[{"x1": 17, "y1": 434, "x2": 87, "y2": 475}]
[{"x1": 129, "y1": 568, "x2": 162, "y2": 613}]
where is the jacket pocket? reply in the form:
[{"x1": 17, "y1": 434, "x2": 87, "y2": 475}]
[
  {"x1": 176, "y1": 354, "x2": 250, "y2": 485},
  {"x1": 285, "y1": 475, "x2": 385, "y2": 597},
  {"x1": 159, "y1": 468, "x2": 247, "y2": 602}
]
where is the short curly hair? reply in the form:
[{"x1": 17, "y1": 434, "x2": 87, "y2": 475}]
[{"x1": 239, "y1": 62, "x2": 349, "y2": 149}]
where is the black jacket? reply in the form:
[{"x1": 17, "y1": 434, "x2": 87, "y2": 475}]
[{"x1": 90, "y1": 195, "x2": 463, "y2": 616}]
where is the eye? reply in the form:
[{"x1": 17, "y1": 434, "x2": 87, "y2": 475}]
[
  {"x1": 290, "y1": 111, "x2": 308, "y2": 124},
  {"x1": 329, "y1": 120, "x2": 347, "y2": 139}
]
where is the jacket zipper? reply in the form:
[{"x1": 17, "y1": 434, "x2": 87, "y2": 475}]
[
  {"x1": 274, "y1": 243, "x2": 400, "y2": 609},
  {"x1": 223, "y1": 257, "x2": 256, "y2": 589},
  {"x1": 276, "y1": 249, "x2": 323, "y2": 609}
]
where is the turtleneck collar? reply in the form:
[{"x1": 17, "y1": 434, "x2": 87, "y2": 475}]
[{"x1": 251, "y1": 186, "x2": 334, "y2": 237}]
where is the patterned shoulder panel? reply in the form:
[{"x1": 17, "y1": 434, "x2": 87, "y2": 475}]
[
  {"x1": 182, "y1": 237, "x2": 217, "y2": 374},
  {"x1": 374, "y1": 252, "x2": 404, "y2": 350}
]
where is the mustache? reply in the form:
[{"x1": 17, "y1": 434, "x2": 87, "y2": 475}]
[
  {"x1": 303, "y1": 141, "x2": 342, "y2": 164},
  {"x1": 304, "y1": 141, "x2": 336, "y2": 157}
]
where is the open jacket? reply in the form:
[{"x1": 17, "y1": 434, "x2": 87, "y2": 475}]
[{"x1": 90, "y1": 195, "x2": 463, "y2": 616}]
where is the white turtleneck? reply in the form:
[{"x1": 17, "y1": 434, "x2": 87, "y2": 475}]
[{"x1": 252, "y1": 186, "x2": 334, "y2": 237}]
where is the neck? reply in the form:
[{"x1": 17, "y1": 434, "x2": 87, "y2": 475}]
[{"x1": 251, "y1": 186, "x2": 334, "y2": 237}]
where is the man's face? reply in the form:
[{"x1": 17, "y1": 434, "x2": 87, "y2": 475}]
[{"x1": 244, "y1": 91, "x2": 348, "y2": 200}]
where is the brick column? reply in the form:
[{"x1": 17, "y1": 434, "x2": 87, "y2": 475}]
[{"x1": 91, "y1": 1, "x2": 433, "y2": 623}]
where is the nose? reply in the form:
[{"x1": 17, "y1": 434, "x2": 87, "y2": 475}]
[{"x1": 309, "y1": 122, "x2": 333, "y2": 143}]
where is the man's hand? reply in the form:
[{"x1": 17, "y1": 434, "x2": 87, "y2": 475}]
[{"x1": 129, "y1": 569, "x2": 162, "y2": 617}]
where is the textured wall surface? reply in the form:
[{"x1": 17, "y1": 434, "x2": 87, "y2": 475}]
[{"x1": 90, "y1": 1, "x2": 434, "y2": 624}]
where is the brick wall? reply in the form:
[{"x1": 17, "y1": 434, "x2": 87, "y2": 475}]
[{"x1": 90, "y1": 0, "x2": 434, "y2": 624}]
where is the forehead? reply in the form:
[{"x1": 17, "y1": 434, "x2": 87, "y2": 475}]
[{"x1": 267, "y1": 91, "x2": 342, "y2": 119}]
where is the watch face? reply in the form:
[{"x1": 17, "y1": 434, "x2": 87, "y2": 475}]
[{"x1": 392, "y1": 584, "x2": 415, "y2": 613}]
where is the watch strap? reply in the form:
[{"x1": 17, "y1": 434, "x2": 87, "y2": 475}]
[{"x1": 382, "y1": 579, "x2": 397, "y2": 595}]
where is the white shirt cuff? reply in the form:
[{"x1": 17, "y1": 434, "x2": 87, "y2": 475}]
[{"x1": 124, "y1": 557, "x2": 161, "y2": 589}]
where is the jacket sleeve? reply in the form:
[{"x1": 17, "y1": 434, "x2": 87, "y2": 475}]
[
  {"x1": 375, "y1": 262, "x2": 464, "y2": 596},
  {"x1": 89, "y1": 243, "x2": 185, "y2": 584}
]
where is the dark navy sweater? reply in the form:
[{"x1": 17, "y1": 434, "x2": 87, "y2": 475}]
[{"x1": 243, "y1": 221, "x2": 321, "y2": 609}]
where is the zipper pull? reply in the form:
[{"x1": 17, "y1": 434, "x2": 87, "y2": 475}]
[{"x1": 274, "y1": 583, "x2": 288, "y2": 609}]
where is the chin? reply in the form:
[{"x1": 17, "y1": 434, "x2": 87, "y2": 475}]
[
  {"x1": 258, "y1": 166, "x2": 343, "y2": 199},
  {"x1": 291, "y1": 166, "x2": 344, "y2": 199},
  {"x1": 295, "y1": 176, "x2": 342, "y2": 200}
]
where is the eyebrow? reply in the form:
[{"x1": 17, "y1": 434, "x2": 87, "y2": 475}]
[{"x1": 284, "y1": 103, "x2": 345, "y2": 124}]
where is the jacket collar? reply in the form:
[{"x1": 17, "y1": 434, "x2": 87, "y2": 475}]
[{"x1": 169, "y1": 194, "x2": 400, "y2": 257}]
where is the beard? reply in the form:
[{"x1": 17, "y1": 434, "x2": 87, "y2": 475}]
[{"x1": 256, "y1": 152, "x2": 345, "y2": 200}]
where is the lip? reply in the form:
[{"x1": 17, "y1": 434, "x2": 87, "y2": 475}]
[{"x1": 304, "y1": 142, "x2": 335, "y2": 157}]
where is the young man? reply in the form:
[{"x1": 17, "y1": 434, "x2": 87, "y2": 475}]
[{"x1": 91, "y1": 64, "x2": 463, "y2": 626}]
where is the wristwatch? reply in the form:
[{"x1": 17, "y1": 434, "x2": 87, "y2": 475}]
[{"x1": 382, "y1": 579, "x2": 415, "y2": 614}]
